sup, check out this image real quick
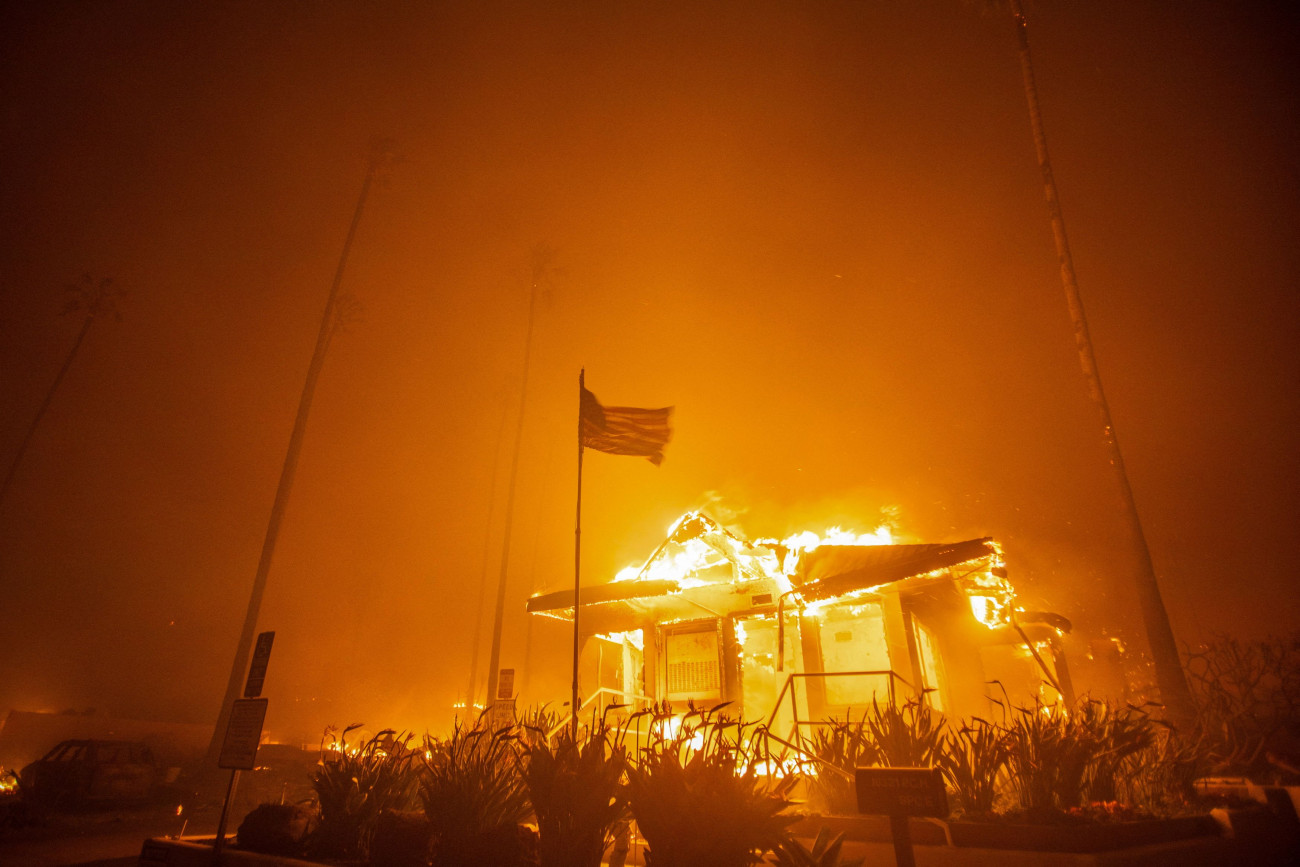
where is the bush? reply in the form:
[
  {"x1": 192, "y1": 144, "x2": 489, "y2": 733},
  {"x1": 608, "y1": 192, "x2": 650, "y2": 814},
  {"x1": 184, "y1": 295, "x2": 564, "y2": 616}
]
[
  {"x1": 421, "y1": 721, "x2": 533, "y2": 867},
  {"x1": 938, "y1": 717, "x2": 1009, "y2": 817},
  {"x1": 624, "y1": 704, "x2": 797, "y2": 867},
  {"x1": 520, "y1": 719, "x2": 627, "y2": 867},
  {"x1": 236, "y1": 802, "x2": 317, "y2": 856},
  {"x1": 308, "y1": 726, "x2": 421, "y2": 860}
]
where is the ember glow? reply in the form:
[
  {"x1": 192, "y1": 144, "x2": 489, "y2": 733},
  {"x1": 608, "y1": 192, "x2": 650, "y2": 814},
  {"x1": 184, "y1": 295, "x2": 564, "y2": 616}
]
[{"x1": 0, "y1": 0, "x2": 1293, "y2": 745}]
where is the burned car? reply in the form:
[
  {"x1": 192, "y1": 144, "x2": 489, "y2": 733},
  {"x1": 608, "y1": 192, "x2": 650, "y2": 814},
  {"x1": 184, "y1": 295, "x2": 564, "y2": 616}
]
[{"x1": 19, "y1": 739, "x2": 160, "y2": 804}]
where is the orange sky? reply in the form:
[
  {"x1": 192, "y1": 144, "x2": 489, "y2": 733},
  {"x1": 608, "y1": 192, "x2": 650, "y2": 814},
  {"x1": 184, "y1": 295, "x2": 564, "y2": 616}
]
[{"x1": 0, "y1": 0, "x2": 1296, "y2": 740}]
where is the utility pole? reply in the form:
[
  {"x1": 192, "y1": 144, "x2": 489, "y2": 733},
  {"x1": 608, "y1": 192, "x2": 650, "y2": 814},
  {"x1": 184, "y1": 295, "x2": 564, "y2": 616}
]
[
  {"x1": 484, "y1": 248, "x2": 551, "y2": 708},
  {"x1": 205, "y1": 140, "x2": 394, "y2": 762},
  {"x1": 1008, "y1": 1, "x2": 1194, "y2": 725}
]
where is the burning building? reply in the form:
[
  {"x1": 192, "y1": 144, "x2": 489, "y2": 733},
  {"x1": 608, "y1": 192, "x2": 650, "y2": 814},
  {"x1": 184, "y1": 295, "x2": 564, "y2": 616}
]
[{"x1": 528, "y1": 512, "x2": 1072, "y2": 735}]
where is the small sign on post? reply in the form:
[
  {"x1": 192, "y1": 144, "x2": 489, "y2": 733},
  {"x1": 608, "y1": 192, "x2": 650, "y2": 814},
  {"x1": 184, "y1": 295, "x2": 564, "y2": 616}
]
[
  {"x1": 486, "y1": 698, "x2": 516, "y2": 731},
  {"x1": 497, "y1": 668, "x2": 515, "y2": 700},
  {"x1": 243, "y1": 631, "x2": 275, "y2": 698},
  {"x1": 856, "y1": 767, "x2": 948, "y2": 867},
  {"x1": 218, "y1": 698, "x2": 269, "y2": 770}
]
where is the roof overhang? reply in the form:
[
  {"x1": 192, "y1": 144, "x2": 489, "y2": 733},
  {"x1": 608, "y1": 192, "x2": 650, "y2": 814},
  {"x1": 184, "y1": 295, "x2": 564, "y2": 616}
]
[{"x1": 795, "y1": 538, "x2": 997, "y2": 602}]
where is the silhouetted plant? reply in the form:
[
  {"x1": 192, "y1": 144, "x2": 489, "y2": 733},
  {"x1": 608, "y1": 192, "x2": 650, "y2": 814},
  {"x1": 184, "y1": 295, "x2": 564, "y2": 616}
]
[
  {"x1": 862, "y1": 696, "x2": 946, "y2": 768},
  {"x1": 768, "y1": 827, "x2": 863, "y2": 867},
  {"x1": 1118, "y1": 724, "x2": 1207, "y2": 813},
  {"x1": 308, "y1": 726, "x2": 420, "y2": 859},
  {"x1": 938, "y1": 717, "x2": 1010, "y2": 816},
  {"x1": 1184, "y1": 633, "x2": 1300, "y2": 778},
  {"x1": 1003, "y1": 699, "x2": 1097, "y2": 813},
  {"x1": 519, "y1": 719, "x2": 627, "y2": 867},
  {"x1": 805, "y1": 713, "x2": 879, "y2": 815},
  {"x1": 1076, "y1": 700, "x2": 1158, "y2": 803},
  {"x1": 624, "y1": 704, "x2": 798, "y2": 867},
  {"x1": 421, "y1": 721, "x2": 532, "y2": 867}
]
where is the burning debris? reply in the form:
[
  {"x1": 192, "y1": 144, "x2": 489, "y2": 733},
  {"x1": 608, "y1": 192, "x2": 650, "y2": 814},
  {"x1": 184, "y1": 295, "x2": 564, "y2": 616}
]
[{"x1": 528, "y1": 511, "x2": 1072, "y2": 729}]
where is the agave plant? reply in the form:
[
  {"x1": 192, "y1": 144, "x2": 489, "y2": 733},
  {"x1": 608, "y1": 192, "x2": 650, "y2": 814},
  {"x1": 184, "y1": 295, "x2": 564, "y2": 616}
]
[
  {"x1": 420, "y1": 721, "x2": 533, "y2": 867},
  {"x1": 308, "y1": 725, "x2": 421, "y2": 859},
  {"x1": 768, "y1": 828, "x2": 863, "y2": 867},
  {"x1": 624, "y1": 705, "x2": 798, "y2": 867},
  {"x1": 937, "y1": 717, "x2": 1010, "y2": 817},
  {"x1": 519, "y1": 720, "x2": 627, "y2": 867}
]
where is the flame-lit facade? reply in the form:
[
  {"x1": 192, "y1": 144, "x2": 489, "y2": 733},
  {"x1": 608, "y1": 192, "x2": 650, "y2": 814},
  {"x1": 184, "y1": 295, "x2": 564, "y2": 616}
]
[{"x1": 528, "y1": 512, "x2": 1073, "y2": 731}]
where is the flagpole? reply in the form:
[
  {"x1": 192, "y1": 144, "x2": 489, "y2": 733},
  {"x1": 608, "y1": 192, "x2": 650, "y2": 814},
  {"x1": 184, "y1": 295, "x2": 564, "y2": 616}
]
[{"x1": 572, "y1": 369, "x2": 585, "y2": 738}]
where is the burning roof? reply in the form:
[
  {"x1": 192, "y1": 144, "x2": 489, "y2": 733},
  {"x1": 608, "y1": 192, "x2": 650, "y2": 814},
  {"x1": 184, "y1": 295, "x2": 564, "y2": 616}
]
[{"x1": 527, "y1": 511, "x2": 1016, "y2": 633}]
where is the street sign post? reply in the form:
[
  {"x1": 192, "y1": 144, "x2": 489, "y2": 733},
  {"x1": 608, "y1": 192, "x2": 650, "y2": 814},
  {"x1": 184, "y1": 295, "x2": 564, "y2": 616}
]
[
  {"x1": 487, "y1": 698, "x2": 516, "y2": 731},
  {"x1": 218, "y1": 698, "x2": 269, "y2": 771},
  {"x1": 856, "y1": 767, "x2": 948, "y2": 867},
  {"x1": 243, "y1": 631, "x2": 275, "y2": 698},
  {"x1": 215, "y1": 631, "x2": 276, "y2": 861}
]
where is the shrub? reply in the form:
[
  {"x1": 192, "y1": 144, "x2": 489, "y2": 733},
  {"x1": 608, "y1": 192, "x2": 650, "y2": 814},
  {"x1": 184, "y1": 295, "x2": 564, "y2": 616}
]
[
  {"x1": 862, "y1": 696, "x2": 946, "y2": 768},
  {"x1": 520, "y1": 720, "x2": 627, "y2": 867},
  {"x1": 805, "y1": 714, "x2": 878, "y2": 816},
  {"x1": 1184, "y1": 633, "x2": 1300, "y2": 779},
  {"x1": 1003, "y1": 699, "x2": 1097, "y2": 813},
  {"x1": 308, "y1": 726, "x2": 421, "y2": 859},
  {"x1": 938, "y1": 717, "x2": 1010, "y2": 817},
  {"x1": 236, "y1": 802, "x2": 317, "y2": 856},
  {"x1": 420, "y1": 721, "x2": 533, "y2": 867},
  {"x1": 624, "y1": 705, "x2": 798, "y2": 867},
  {"x1": 1075, "y1": 700, "x2": 1158, "y2": 804}
]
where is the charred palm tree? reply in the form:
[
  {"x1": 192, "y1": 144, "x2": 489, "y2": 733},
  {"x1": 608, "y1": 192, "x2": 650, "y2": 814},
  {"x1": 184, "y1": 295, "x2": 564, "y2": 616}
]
[
  {"x1": 1, "y1": 274, "x2": 123, "y2": 506},
  {"x1": 1006, "y1": 0, "x2": 1193, "y2": 725}
]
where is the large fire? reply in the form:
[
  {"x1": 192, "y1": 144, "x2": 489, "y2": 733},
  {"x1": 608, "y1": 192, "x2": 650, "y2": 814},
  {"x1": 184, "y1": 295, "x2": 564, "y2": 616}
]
[{"x1": 543, "y1": 508, "x2": 1071, "y2": 729}]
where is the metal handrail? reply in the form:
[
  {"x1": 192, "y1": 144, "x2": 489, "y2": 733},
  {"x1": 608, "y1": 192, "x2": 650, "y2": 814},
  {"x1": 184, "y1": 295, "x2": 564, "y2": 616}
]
[
  {"x1": 545, "y1": 686, "x2": 653, "y2": 740},
  {"x1": 763, "y1": 669, "x2": 914, "y2": 748}
]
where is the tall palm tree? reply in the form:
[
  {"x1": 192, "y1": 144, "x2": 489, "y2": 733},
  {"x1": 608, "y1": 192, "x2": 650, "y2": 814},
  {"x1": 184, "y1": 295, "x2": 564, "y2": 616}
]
[
  {"x1": 1007, "y1": 0, "x2": 1194, "y2": 724},
  {"x1": 205, "y1": 139, "x2": 395, "y2": 763},
  {"x1": 1, "y1": 275, "x2": 123, "y2": 507}
]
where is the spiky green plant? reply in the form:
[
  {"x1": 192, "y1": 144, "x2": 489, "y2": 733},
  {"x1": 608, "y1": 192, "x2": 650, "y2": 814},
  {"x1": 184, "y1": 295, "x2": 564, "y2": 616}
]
[
  {"x1": 862, "y1": 696, "x2": 946, "y2": 768},
  {"x1": 1004, "y1": 698, "x2": 1119, "y2": 814},
  {"x1": 517, "y1": 705, "x2": 563, "y2": 748},
  {"x1": 938, "y1": 717, "x2": 1010, "y2": 817},
  {"x1": 420, "y1": 721, "x2": 533, "y2": 867},
  {"x1": 624, "y1": 704, "x2": 798, "y2": 867},
  {"x1": 308, "y1": 725, "x2": 421, "y2": 859},
  {"x1": 805, "y1": 713, "x2": 879, "y2": 815},
  {"x1": 519, "y1": 720, "x2": 627, "y2": 867},
  {"x1": 1117, "y1": 724, "x2": 1207, "y2": 814},
  {"x1": 1076, "y1": 700, "x2": 1158, "y2": 803}
]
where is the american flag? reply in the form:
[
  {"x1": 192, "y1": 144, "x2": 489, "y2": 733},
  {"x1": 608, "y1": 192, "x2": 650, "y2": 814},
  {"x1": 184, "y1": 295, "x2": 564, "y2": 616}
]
[{"x1": 580, "y1": 386, "x2": 673, "y2": 465}]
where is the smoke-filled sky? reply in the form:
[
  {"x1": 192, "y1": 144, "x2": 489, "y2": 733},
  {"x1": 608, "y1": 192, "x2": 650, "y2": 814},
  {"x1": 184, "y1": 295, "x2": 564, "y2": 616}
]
[{"x1": 1, "y1": 0, "x2": 1296, "y2": 740}]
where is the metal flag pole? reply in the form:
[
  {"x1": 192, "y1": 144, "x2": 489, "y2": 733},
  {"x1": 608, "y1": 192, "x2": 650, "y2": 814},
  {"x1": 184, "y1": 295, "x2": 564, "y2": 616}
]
[{"x1": 572, "y1": 369, "x2": 585, "y2": 738}]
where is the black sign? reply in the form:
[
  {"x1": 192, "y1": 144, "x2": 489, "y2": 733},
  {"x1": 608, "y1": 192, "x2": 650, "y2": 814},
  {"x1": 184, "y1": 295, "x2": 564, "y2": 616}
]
[
  {"x1": 243, "y1": 631, "x2": 275, "y2": 698},
  {"x1": 855, "y1": 767, "x2": 949, "y2": 818}
]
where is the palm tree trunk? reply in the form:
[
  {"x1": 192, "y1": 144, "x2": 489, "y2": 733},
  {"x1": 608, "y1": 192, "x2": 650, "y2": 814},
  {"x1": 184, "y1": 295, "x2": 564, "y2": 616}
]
[
  {"x1": 205, "y1": 147, "x2": 386, "y2": 762},
  {"x1": 0, "y1": 313, "x2": 95, "y2": 506},
  {"x1": 1009, "y1": 0, "x2": 1194, "y2": 725}
]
